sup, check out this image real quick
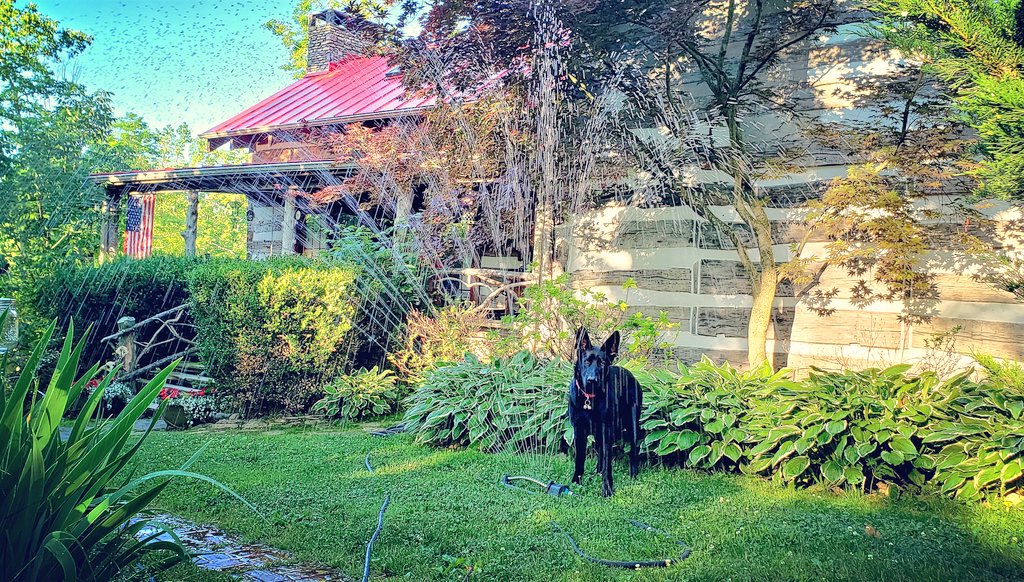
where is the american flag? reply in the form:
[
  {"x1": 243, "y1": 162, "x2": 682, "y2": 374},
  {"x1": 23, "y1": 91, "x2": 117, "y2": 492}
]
[{"x1": 123, "y1": 194, "x2": 155, "y2": 258}]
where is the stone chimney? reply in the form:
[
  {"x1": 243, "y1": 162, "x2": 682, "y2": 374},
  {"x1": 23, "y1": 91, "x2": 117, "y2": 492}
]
[{"x1": 306, "y1": 10, "x2": 380, "y2": 74}]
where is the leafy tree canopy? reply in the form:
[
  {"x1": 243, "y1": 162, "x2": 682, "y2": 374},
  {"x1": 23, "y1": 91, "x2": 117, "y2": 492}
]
[
  {"x1": 0, "y1": 0, "x2": 115, "y2": 299},
  {"x1": 870, "y1": 0, "x2": 1024, "y2": 199}
]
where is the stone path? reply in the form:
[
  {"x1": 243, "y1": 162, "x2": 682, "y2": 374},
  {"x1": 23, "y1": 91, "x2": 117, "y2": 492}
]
[
  {"x1": 133, "y1": 513, "x2": 347, "y2": 581},
  {"x1": 58, "y1": 417, "x2": 166, "y2": 441}
]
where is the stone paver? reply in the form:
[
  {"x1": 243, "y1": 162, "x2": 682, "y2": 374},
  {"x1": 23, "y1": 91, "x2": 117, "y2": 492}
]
[{"x1": 132, "y1": 513, "x2": 347, "y2": 581}]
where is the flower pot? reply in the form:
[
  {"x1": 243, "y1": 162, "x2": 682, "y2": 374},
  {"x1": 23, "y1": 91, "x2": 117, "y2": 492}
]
[{"x1": 163, "y1": 403, "x2": 189, "y2": 429}]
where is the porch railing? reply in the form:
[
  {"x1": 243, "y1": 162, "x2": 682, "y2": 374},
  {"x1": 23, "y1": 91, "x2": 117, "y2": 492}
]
[{"x1": 433, "y1": 268, "x2": 534, "y2": 325}]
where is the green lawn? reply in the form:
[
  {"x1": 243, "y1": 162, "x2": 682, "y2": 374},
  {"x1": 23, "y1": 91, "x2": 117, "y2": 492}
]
[{"x1": 132, "y1": 426, "x2": 1024, "y2": 581}]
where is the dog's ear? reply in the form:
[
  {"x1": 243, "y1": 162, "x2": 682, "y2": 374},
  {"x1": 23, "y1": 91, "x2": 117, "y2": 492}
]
[
  {"x1": 575, "y1": 328, "x2": 592, "y2": 353},
  {"x1": 602, "y1": 331, "x2": 620, "y2": 361}
]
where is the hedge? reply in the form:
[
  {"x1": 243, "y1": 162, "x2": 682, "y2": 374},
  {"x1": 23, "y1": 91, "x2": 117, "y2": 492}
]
[
  {"x1": 26, "y1": 256, "x2": 196, "y2": 367},
  {"x1": 187, "y1": 257, "x2": 361, "y2": 413},
  {"x1": 28, "y1": 255, "x2": 363, "y2": 414}
]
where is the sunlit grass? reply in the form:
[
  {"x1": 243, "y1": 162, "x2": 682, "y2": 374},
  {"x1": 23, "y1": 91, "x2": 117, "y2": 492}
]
[{"x1": 133, "y1": 426, "x2": 1024, "y2": 581}]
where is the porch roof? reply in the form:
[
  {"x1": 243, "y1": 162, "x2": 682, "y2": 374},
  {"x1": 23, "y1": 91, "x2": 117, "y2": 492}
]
[{"x1": 89, "y1": 160, "x2": 358, "y2": 199}]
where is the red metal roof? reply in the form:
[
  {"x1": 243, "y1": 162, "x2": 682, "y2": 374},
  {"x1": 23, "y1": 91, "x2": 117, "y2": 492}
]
[{"x1": 201, "y1": 55, "x2": 434, "y2": 141}]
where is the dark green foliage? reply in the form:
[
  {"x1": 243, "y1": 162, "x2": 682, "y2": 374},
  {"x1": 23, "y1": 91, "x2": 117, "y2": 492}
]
[
  {"x1": 328, "y1": 224, "x2": 432, "y2": 369},
  {"x1": 28, "y1": 256, "x2": 363, "y2": 415},
  {"x1": 644, "y1": 361, "x2": 1023, "y2": 500},
  {"x1": 743, "y1": 365, "x2": 969, "y2": 489},
  {"x1": 921, "y1": 370, "x2": 1024, "y2": 500},
  {"x1": 403, "y1": 352, "x2": 573, "y2": 454},
  {"x1": 27, "y1": 255, "x2": 196, "y2": 364},
  {"x1": 636, "y1": 360, "x2": 789, "y2": 471},
  {"x1": 870, "y1": 0, "x2": 1024, "y2": 198}
]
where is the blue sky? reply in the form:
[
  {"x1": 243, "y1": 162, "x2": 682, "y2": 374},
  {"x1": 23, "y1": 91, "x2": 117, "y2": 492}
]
[{"x1": 32, "y1": 0, "x2": 300, "y2": 134}]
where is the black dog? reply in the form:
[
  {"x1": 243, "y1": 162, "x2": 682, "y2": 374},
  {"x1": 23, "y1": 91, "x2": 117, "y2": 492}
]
[{"x1": 568, "y1": 328, "x2": 643, "y2": 496}]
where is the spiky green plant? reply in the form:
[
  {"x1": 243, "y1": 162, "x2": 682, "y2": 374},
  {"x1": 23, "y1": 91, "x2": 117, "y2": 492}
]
[{"x1": 0, "y1": 319, "x2": 247, "y2": 581}]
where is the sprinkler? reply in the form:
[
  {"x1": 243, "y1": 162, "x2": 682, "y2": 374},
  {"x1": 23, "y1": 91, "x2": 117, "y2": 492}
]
[{"x1": 501, "y1": 474, "x2": 573, "y2": 497}]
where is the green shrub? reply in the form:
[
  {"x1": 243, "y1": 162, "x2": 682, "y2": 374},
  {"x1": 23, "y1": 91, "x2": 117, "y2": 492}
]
[
  {"x1": 187, "y1": 257, "x2": 361, "y2": 414},
  {"x1": 29, "y1": 256, "x2": 366, "y2": 416},
  {"x1": 388, "y1": 305, "x2": 489, "y2": 385},
  {"x1": 330, "y1": 225, "x2": 431, "y2": 368},
  {"x1": 1, "y1": 320, "x2": 187, "y2": 580},
  {"x1": 330, "y1": 224, "x2": 429, "y2": 311},
  {"x1": 403, "y1": 352, "x2": 572, "y2": 453},
  {"x1": 494, "y1": 274, "x2": 677, "y2": 362},
  {"x1": 313, "y1": 366, "x2": 400, "y2": 420},
  {"x1": 401, "y1": 350, "x2": 1023, "y2": 502},
  {"x1": 974, "y1": 353, "x2": 1024, "y2": 394},
  {"x1": 637, "y1": 359, "x2": 790, "y2": 471}
]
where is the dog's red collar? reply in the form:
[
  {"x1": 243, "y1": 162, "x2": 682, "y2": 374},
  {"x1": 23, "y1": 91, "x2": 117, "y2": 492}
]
[
  {"x1": 574, "y1": 377, "x2": 595, "y2": 399},
  {"x1": 575, "y1": 377, "x2": 596, "y2": 410}
]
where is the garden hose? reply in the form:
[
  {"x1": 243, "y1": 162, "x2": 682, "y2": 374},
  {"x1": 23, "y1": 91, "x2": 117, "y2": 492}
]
[
  {"x1": 367, "y1": 423, "x2": 406, "y2": 437},
  {"x1": 362, "y1": 452, "x2": 390, "y2": 582},
  {"x1": 551, "y1": 519, "x2": 691, "y2": 569}
]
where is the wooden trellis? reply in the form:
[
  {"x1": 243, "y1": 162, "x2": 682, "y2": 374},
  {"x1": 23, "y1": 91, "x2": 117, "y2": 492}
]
[{"x1": 99, "y1": 304, "x2": 208, "y2": 388}]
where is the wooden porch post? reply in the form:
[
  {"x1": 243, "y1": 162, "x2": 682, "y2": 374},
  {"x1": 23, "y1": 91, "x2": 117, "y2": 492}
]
[
  {"x1": 394, "y1": 189, "x2": 414, "y2": 244},
  {"x1": 395, "y1": 190, "x2": 413, "y2": 227},
  {"x1": 282, "y1": 194, "x2": 297, "y2": 255},
  {"x1": 182, "y1": 190, "x2": 199, "y2": 257},
  {"x1": 99, "y1": 194, "x2": 120, "y2": 263}
]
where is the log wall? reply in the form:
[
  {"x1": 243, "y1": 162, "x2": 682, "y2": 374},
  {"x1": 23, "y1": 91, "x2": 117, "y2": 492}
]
[{"x1": 562, "y1": 22, "x2": 1024, "y2": 373}]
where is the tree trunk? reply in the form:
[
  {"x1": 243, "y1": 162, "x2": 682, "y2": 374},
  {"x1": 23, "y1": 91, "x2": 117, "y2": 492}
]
[
  {"x1": 182, "y1": 190, "x2": 199, "y2": 257},
  {"x1": 747, "y1": 264, "x2": 777, "y2": 368},
  {"x1": 744, "y1": 198, "x2": 778, "y2": 369},
  {"x1": 724, "y1": 104, "x2": 779, "y2": 369}
]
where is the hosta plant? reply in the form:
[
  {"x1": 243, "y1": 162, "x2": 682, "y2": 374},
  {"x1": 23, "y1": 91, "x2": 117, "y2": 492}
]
[
  {"x1": 312, "y1": 366, "x2": 400, "y2": 420},
  {"x1": 922, "y1": 372, "x2": 1024, "y2": 500},
  {"x1": 403, "y1": 351, "x2": 572, "y2": 453},
  {"x1": 744, "y1": 365, "x2": 967, "y2": 489},
  {"x1": 0, "y1": 320, "x2": 248, "y2": 581},
  {"x1": 637, "y1": 358, "x2": 790, "y2": 470}
]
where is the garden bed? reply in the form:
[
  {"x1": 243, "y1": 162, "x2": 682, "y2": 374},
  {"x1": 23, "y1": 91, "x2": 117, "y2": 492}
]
[{"x1": 132, "y1": 426, "x2": 1024, "y2": 581}]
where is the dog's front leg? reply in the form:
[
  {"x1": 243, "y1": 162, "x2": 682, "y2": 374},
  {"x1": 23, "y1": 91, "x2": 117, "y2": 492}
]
[
  {"x1": 629, "y1": 435, "x2": 640, "y2": 479},
  {"x1": 571, "y1": 424, "x2": 588, "y2": 485},
  {"x1": 594, "y1": 429, "x2": 604, "y2": 475},
  {"x1": 600, "y1": 425, "x2": 614, "y2": 497}
]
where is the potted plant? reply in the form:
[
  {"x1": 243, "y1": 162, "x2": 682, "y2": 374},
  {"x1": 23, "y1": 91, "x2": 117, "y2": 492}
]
[{"x1": 159, "y1": 386, "x2": 218, "y2": 429}]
